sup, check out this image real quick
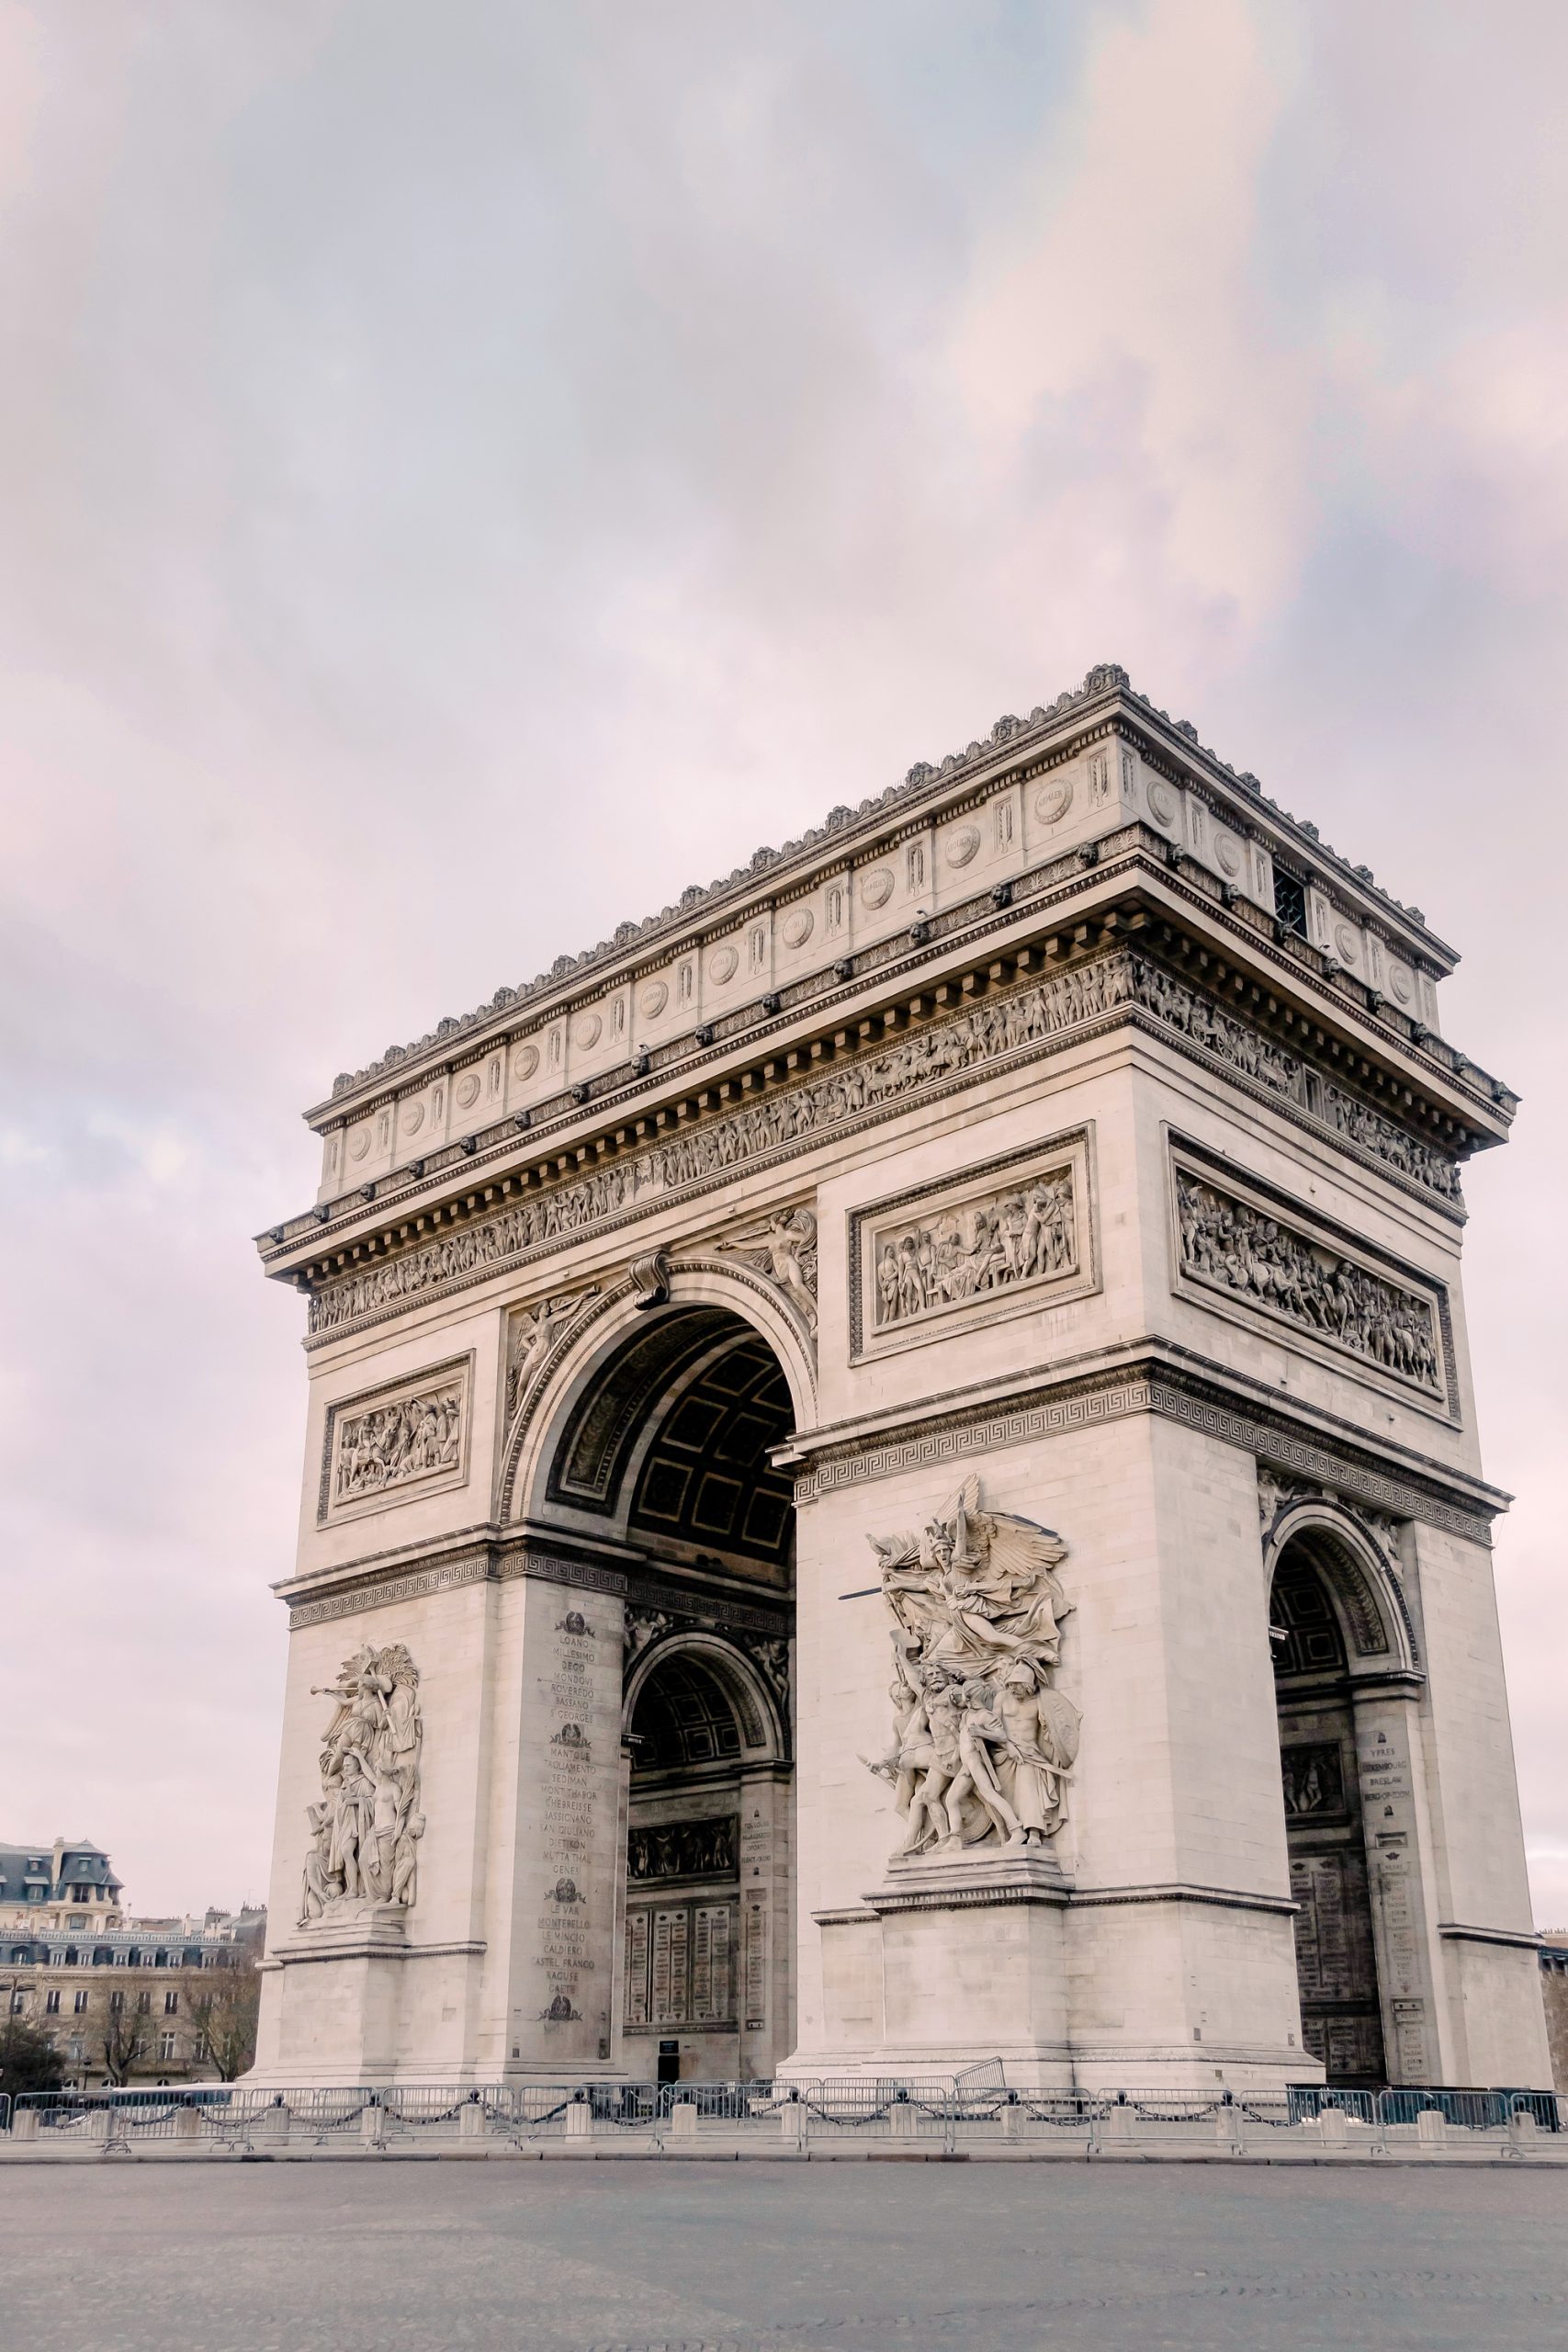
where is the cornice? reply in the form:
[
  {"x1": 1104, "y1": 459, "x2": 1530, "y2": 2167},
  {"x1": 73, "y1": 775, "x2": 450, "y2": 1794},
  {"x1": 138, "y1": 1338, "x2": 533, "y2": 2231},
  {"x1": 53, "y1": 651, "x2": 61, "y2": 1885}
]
[
  {"x1": 277, "y1": 1524, "x2": 794, "y2": 1632},
  {"x1": 306, "y1": 666, "x2": 1460, "y2": 1126},
  {"x1": 263, "y1": 849, "x2": 1504, "y2": 1324},
  {"x1": 785, "y1": 1343, "x2": 1506, "y2": 1542}
]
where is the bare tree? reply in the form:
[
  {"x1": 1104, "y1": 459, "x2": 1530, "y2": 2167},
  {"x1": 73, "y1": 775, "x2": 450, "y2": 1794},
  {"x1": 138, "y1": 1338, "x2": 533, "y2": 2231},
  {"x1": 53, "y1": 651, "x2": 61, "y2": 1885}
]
[
  {"x1": 185, "y1": 1956, "x2": 261, "y2": 2082},
  {"x1": 100, "y1": 2003, "x2": 145, "y2": 2087}
]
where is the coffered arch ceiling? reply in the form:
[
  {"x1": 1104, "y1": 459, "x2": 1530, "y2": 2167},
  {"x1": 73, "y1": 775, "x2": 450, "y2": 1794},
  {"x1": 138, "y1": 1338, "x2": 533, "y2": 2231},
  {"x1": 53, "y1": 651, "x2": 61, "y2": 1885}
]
[{"x1": 547, "y1": 1306, "x2": 794, "y2": 1577}]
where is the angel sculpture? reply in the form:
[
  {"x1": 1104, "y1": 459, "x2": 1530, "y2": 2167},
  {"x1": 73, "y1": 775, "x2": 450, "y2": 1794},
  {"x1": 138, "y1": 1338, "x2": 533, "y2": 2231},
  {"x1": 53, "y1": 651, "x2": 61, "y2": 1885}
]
[
  {"x1": 722, "y1": 1205, "x2": 819, "y2": 1334},
  {"x1": 862, "y1": 1477, "x2": 1080, "y2": 1859}
]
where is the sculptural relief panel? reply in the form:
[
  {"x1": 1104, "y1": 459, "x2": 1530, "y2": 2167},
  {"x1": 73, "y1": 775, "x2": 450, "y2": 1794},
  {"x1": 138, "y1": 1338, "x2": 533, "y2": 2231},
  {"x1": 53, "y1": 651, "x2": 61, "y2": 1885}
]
[
  {"x1": 306, "y1": 947, "x2": 1460, "y2": 1346},
  {"x1": 299, "y1": 1642, "x2": 424, "y2": 1926},
  {"x1": 1169, "y1": 1144, "x2": 1451, "y2": 1408},
  {"x1": 862, "y1": 1477, "x2": 1080, "y2": 1860},
  {"x1": 851, "y1": 1129, "x2": 1097, "y2": 1358},
  {"x1": 319, "y1": 1355, "x2": 473, "y2": 1524}
]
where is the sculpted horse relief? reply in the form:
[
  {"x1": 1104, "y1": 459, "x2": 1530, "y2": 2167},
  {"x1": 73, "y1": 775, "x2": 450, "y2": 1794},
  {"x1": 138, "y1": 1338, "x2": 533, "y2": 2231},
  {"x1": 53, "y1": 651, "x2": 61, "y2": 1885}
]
[{"x1": 863, "y1": 1476, "x2": 1080, "y2": 1860}]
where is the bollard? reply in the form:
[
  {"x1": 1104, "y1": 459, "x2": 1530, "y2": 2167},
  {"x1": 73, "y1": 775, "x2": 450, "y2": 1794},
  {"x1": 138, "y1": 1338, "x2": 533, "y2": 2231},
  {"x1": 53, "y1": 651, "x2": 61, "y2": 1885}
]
[
  {"x1": 459, "y1": 2096, "x2": 485, "y2": 2142},
  {"x1": 669, "y1": 2100, "x2": 699, "y2": 2137},
  {"x1": 564, "y1": 2094, "x2": 593, "y2": 2141},
  {"x1": 1508, "y1": 2107, "x2": 1538, "y2": 2149},
  {"x1": 360, "y1": 2099, "x2": 386, "y2": 2149},
  {"x1": 13, "y1": 2109, "x2": 38, "y2": 2142},
  {"x1": 1103, "y1": 2101, "x2": 1133, "y2": 2143},
  {"x1": 175, "y1": 2103, "x2": 202, "y2": 2143},
  {"x1": 1416, "y1": 2107, "x2": 1447, "y2": 2147},
  {"x1": 256, "y1": 2099, "x2": 290, "y2": 2149},
  {"x1": 88, "y1": 2108, "x2": 113, "y2": 2144},
  {"x1": 1318, "y1": 2105, "x2": 1348, "y2": 2147},
  {"x1": 891, "y1": 2093, "x2": 919, "y2": 2140},
  {"x1": 780, "y1": 2095, "x2": 806, "y2": 2148},
  {"x1": 1001, "y1": 2097, "x2": 1021, "y2": 2141}
]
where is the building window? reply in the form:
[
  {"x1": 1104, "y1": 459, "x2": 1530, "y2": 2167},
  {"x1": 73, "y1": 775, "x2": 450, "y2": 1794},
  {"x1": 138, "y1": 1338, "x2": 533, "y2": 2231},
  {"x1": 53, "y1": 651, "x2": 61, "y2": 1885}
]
[
  {"x1": 136, "y1": 1991, "x2": 152, "y2": 2016},
  {"x1": 158, "y1": 2034, "x2": 177, "y2": 2063},
  {"x1": 72, "y1": 1886, "x2": 88, "y2": 1904},
  {"x1": 164, "y1": 1991, "x2": 179, "y2": 2015},
  {"x1": 26, "y1": 1884, "x2": 43, "y2": 1902},
  {"x1": 67, "y1": 2038, "x2": 84, "y2": 2063},
  {"x1": 8, "y1": 1993, "x2": 25, "y2": 2016},
  {"x1": 108, "y1": 1990, "x2": 124, "y2": 2015},
  {"x1": 45, "y1": 1990, "x2": 60, "y2": 2015},
  {"x1": 114, "y1": 1950, "x2": 129, "y2": 1966},
  {"x1": 1273, "y1": 867, "x2": 1308, "y2": 938},
  {"x1": 193, "y1": 2034, "x2": 209, "y2": 2064},
  {"x1": 73, "y1": 1990, "x2": 89, "y2": 2014}
]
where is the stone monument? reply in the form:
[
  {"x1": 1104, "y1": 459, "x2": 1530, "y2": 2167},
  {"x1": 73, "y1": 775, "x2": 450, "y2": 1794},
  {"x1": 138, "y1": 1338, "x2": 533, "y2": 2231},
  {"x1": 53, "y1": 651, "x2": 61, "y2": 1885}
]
[{"x1": 248, "y1": 665, "x2": 1551, "y2": 2093}]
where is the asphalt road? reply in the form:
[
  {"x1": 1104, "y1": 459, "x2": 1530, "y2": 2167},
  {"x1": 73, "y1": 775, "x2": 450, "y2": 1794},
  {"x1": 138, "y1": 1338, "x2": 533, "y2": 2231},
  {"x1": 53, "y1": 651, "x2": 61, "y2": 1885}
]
[{"x1": 4, "y1": 2159, "x2": 1565, "y2": 2352}]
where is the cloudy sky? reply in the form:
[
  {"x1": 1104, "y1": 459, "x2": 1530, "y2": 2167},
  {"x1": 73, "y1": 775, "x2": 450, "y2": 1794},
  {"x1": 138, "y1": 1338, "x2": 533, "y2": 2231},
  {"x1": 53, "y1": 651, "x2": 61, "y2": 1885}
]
[{"x1": 2, "y1": 1, "x2": 1564, "y2": 1925}]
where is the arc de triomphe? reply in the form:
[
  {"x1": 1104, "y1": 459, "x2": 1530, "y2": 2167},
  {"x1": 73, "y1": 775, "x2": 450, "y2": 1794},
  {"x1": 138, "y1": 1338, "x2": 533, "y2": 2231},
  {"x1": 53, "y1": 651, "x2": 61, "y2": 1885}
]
[{"x1": 250, "y1": 665, "x2": 1551, "y2": 2094}]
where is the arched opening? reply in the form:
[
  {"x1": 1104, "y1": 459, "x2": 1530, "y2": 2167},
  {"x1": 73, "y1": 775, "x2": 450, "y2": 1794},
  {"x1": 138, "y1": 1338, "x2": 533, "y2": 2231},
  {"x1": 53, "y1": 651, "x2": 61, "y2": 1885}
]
[
  {"x1": 535, "y1": 1301, "x2": 795, "y2": 2086},
  {"x1": 1270, "y1": 1535, "x2": 1387, "y2": 2087}
]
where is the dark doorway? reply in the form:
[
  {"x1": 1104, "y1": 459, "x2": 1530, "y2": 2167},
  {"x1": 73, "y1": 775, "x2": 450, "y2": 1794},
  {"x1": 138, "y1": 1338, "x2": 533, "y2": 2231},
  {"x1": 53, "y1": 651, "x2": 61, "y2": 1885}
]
[{"x1": 1271, "y1": 1541, "x2": 1387, "y2": 2087}]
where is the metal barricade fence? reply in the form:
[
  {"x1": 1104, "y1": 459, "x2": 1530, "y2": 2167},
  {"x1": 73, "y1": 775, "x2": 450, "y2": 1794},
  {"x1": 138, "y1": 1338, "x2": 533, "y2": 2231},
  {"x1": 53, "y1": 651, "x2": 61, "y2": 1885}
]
[
  {"x1": 801, "y1": 2078, "x2": 955, "y2": 2150},
  {"x1": 8, "y1": 2079, "x2": 1566, "y2": 2157},
  {"x1": 949, "y1": 2087, "x2": 1096, "y2": 2147}
]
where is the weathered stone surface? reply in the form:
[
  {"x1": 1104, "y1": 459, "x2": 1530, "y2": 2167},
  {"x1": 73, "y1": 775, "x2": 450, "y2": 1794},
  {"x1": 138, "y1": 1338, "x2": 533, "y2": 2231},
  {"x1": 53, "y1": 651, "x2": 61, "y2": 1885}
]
[{"x1": 249, "y1": 676, "x2": 1548, "y2": 2095}]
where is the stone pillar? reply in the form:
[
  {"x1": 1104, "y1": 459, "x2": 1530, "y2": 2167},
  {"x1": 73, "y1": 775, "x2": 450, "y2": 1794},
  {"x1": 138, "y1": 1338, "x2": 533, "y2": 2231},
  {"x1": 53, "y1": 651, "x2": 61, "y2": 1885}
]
[
  {"x1": 1350, "y1": 1685, "x2": 1446, "y2": 2085},
  {"x1": 737, "y1": 1762, "x2": 792, "y2": 2079},
  {"x1": 501, "y1": 1576, "x2": 626, "y2": 2077}
]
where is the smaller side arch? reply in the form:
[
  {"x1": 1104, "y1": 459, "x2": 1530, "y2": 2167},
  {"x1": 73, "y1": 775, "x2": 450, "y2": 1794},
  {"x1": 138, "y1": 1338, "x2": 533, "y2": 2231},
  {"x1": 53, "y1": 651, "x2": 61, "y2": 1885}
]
[
  {"x1": 623, "y1": 1630, "x2": 786, "y2": 1764},
  {"x1": 1263, "y1": 1498, "x2": 1420, "y2": 1677}
]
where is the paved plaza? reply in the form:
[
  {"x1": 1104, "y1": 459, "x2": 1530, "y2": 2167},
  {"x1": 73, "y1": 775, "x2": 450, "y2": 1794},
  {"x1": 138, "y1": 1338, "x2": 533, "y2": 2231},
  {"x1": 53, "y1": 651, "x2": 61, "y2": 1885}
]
[{"x1": 4, "y1": 2160, "x2": 1565, "y2": 2352}]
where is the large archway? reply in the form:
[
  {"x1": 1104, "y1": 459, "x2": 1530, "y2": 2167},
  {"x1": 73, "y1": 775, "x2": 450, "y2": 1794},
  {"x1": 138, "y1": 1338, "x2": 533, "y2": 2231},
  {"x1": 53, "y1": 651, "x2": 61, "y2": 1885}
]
[{"x1": 529, "y1": 1299, "x2": 796, "y2": 2085}]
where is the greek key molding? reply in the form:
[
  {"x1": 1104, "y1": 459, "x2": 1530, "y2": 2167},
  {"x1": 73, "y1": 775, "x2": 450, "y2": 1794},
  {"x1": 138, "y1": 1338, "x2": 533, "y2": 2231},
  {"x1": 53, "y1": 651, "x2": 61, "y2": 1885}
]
[
  {"x1": 794, "y1": 1363, "x2": 1495, "y2": 1546},
  {"x1": 288, "y1": 1552, "x2": 491, "y2": 1629},
  {"x1": 795, "y1": 1376, "x2": 1156, "y2": 1501}
]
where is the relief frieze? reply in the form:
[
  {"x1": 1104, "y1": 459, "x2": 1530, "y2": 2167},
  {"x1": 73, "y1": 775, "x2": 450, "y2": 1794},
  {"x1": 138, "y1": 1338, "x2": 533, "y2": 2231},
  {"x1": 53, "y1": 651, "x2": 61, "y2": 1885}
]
[
  {"x1": 319, "y1": 1357, "x2": 471, "y2": 1523},
  {"x1": 1174, "y1": 1162, "x2": 1445, "y2": 1398},
  {"x1": 852, "y1": 1131, "x2": 1093, "y2": 1355},
  {"x1": 305, "y1": 946, "x2": 1461, "y2": 1344}
]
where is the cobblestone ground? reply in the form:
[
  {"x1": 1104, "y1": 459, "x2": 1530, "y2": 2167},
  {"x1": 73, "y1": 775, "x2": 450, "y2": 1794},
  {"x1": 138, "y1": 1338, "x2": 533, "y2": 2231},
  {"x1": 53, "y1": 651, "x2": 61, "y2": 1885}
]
[{"x1": 4, "y1": 2161, "x2": 1565, "y2": 2352}]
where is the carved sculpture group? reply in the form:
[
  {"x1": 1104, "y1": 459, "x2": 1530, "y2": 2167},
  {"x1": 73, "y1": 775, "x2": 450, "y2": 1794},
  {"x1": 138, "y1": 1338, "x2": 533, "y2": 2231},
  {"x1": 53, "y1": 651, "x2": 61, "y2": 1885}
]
[
  {"x1": 627, "y1": 1817, "x2": 736, "y2": 1883},
  {"x1": 1177, "y1": 1170, "x2": 1440, "y2": 1390},
  {"x1": 863, "y1": 1477, "x2": 1080, "y2": 1859},
  {"x1": 299, "y1": 1644, "x2": 424, "y2": 1926},
  {"x1": 874, "y1": 1170, "x2": 1073, "y2": 1329},
  {"x1": 333, "y1": 1388, "x2": 461, "y2": 1503}
]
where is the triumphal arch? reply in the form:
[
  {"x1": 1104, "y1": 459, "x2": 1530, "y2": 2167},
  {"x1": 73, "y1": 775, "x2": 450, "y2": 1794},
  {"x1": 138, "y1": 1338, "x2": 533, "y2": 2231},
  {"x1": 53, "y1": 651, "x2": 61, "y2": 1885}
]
[{"x1": 251, "y1": 665, "x2": 1551, "y2": 2094}]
